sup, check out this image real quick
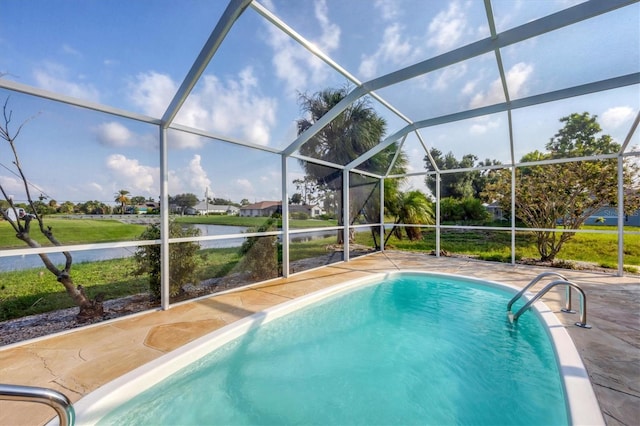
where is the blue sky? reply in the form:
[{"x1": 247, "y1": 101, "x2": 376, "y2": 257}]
[{"x1": 0, "y1": 0, "x2": 638, "y2": 206}]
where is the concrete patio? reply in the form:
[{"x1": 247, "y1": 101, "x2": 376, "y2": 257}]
[{"x1": 0, "y1": 251, "x2": 638, "y2": 425}]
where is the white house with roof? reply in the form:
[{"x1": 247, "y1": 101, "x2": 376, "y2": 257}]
[
  {"x1": 239, "y1": 201, "x2": 323, "y2": 218},
  {"x1": 193, "y1": 201, "x2": 239, "y2": 215}
]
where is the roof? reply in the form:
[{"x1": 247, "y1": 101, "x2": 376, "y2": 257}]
[
  {"x1": 194, "y1": 202, "x2": 239, "y2": 210},
  {"x1": 240, "y1": 201, "x2": 282, "y2": 210}
]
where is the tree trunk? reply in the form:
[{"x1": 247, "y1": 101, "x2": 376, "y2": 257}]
[{"x1": 18, "y1": 229, "x2": 103, "y2": 322}]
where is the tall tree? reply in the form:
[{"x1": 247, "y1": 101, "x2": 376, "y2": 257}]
[
  {"x1": 169, "y1": 193, "x2": 199, "y2": 213},
  {"x1": 292, "y1": 176, "x2": 319, "y2": 205},
  {"x1": 130, "y1": 195, "x2": 147, "y2": 206},
  {"x1": 0, "y1": 98, "x2": 103, "y2": 320},
  {"x1": 297, "y1": 86, "x2": 404, "y2": 243},
  {"x1": 484, "y1": 112, "x2": 640, "y2": 262},
  {"x1": 114, "y1": 189, "x2": 130, "y2": 214},
  {"x1": 424, "y1": 149, "x2": 500, "y2": 199}
]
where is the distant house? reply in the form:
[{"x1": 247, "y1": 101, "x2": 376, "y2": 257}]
[
  {"x1": 134, "y1": 201, "x2": 159, "y2": 214},
  {"x1": 193, "y1": 201, "x2": 239, "y2": 215},
  {"x1": 585, "y1": 206, "x2": 640, "y2": 226},
  {"x1": 289, "y1": 204, "x2": 324, "y2": 217},
  {"x1": 240, "y1": 201, "x2": 322, "y2": 218},
  {"x1": 239, "y1": 201, "x2": 282, "y2": 217},
  {"x1": 484, "y1": 202, "x2": 505, "y2": 222}
]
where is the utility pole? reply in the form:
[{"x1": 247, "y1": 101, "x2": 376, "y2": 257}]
[{"x1": 205, "y1": 187, "x2": 209, "y2": 215}]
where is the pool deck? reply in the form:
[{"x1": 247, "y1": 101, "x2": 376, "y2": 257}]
[{"x1": 1, "y1": 251, "x2": 638, "y2": 426}]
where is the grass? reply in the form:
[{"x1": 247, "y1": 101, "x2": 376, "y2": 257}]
[
  {"x1": 377, "y1": 226, "x2": 639, "y2": 272},
  {"x1": 0, "y1": 257, "x2": 148, "y2": 321},
  {"x1": 0, "y1": 218, "x2": 145, "y2": 248},
  {"x1": 0, "y1": 217, "x2": 637, "y2": 321}
]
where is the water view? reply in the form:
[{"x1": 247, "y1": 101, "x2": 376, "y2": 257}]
[{"x1": 0, "y1": 225, "x2": 338, "y2": 272}]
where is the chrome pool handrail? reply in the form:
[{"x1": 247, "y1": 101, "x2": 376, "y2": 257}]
[
  {"x1": 0, "y1": 383, "x2": 75, "y2": 426},
  {"x1": 509, "y1": 280, "x2": 592, "y2": 329},
  {"x1": 506, "y1": 271, "x2": 568, "y2": 313}
]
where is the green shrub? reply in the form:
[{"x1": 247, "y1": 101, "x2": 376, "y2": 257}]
[
  {"x1": 290, "y1": 212, "x2": 309, "y2": 220},
  {"x1": 440, "y1": 197, "x2": 490, "y2": 223},
  {"x1": 238, "y1": 218, "x2": 281, "y2": 280},
  {"x1": 133, "y1": 221, "x2": 201, "y2": 301}
]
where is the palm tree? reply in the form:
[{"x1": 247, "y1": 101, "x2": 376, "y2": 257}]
[
  {"x1": 384, "y1": 190, "x2": 434, "y2": 245},
  {"x1": 115, "y1": 189, "x2": 130, "y2": 215},
  {"x1": 297, "y1": 86, "x2": 405, "y2": 243}
]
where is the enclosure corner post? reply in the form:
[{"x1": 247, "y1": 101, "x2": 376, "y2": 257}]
[
  {"x1": 617, "y1": 155, "x2": 625, "y2": 277},
  {"x1": 159, "y1": 126, "x2": 171, "y2": 310},
  {"x1": 511, "y1": 165, "x2": 516, "y2": 266},
  {"x1": 380, "y1": 177, "x2": 385, "y2": 252},
  {"x1": 343, "y1": 169, "x2": 350, "y2": 262},
  {"x1": 281, "y1": 154, "x2": 290, "y2": 277},
  {"x1": 435, "y1": 173, "x2": 441, "y2": 257}
]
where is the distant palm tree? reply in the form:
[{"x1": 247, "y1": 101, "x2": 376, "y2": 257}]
[
  {"x1": 115, "y1": 189, "x2": 130, "y2": 215},
  {"x1": 385, "y1": 190, "x2": 434, "y2": 244}
]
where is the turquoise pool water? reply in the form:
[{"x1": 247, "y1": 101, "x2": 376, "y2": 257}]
[{"x1": 99, "y1": 273, "x2": 567, "y2": 425}]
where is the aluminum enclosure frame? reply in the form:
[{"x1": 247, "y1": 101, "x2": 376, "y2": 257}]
[{"x1": 0, "y1": 0, "x2": 638, "y2": 312}]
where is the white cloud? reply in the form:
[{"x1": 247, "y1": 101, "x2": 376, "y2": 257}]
[
  {"x1": 186, "y1": 154, "x2": 211, "y2": 195},
  {"x1": 236, "y1": 178, "x2": 254, "y2": 192},
  {"x1": 95, "y1": 122, "x2": 133, "y2": 147},
  {"x1": 374, "y1": 0, "x2": 400, "y2": 21},
  {"x1": 360, "y1": 2, "x2": 473, "y2": 80},
  {"x1": 184, "y1": 68, "x2": 277, "y2": 146},
  {"x1": 469, "y1": 62, "x2": 533, "y2": 108},
  {"x1": 0, "y1": 175, "x2": 29, "y2": 196},
  {"x1": 314, "y1": 0, "x2": 340, "y2": 52},
  {"x1": 128, "y1": 71, "x2": 176, "y2": 117},
  {"x1": 359, "y1": 23, "x2": 414, "y2": 79},
  {"x1": 427, "y1": 2, "x2": 467, "y2": 53},
  {"x1": 33, "y1": 62, "x2": 100, "y2": 102},
  {"x1": 94, "y1": 121, "x2": 157, "y2": 149},
  {"x1": 163, "y1": 155, "x2": 212, "y2": 197},
  {"x1": 88, "y1": 182, "x2": 103, "y2": 193},
  {"x1": 130, "y1": 68, "x2": 277, "y2": 147},
  {"x1": 469, "y1": 117, "x2": 500, "y2": 135},
  {"x1": 264, "y1": 0, "x2": 340, "y2": 96},
  {"x1": 461, "y1": 79, "x2": 477, "y2": 95},
  {"x1": 432, "y1": 62, "x2": 468, "y2": 91},
  {"x1": 504, "y1": 62, "x2": 532, "y2": 98},
  {"x1": 105, "y1": 154, "x2": 158, "y2": 195},
  {"x1": 601, "y1": 106, "x2": 635, "y2": 129},
  {"x1": 61, "y1": 44, "x2": 81, "y2": 57}
]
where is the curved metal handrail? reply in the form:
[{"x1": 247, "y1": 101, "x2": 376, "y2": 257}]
[
  {"x1": 506, "y1": 271, "x2": 568, "y2": 313},
  {"x1": 0, "y1": 383, "x2": 75, "y2": 426},
  {"x1": 510, "y1": 280, "x2": 591, "y2": 328}
]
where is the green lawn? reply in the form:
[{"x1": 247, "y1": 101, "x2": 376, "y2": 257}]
[
  {"x1": 375, "y1": 226, "x2": 639, "y2": 271},
  {"x1": 0, "y1": 218, "x2": 637, "y2": 321},
  {"x1": 0, "y1": 218, "x2": 145, "y2": 248}
]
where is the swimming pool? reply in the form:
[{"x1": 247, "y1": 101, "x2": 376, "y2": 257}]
[{"x1": 73, "y1": 271, "x2": 603, "y2": 425}]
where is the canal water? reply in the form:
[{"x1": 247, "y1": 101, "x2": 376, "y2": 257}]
[{"x1": 0, "y1": 225, "x2": 337, "y2": 272}]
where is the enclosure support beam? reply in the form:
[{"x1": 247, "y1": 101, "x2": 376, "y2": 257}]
[
  {"x1": 380, "y1": 178, "x2": 385, "y2": 252},
  {"x1": 281, "y1": 155, "x2": 290, "y2": 278},
  {"x1": 511, "y1": 166, "x2": 517, "y2": 266},
  {"x1": 343, "y1": 170, "x2": 350, "y2": 262},
  {"x1": 617, "y1": 156, "x2": 624, "y2": 277},
  {"x1": 436, "y1": 174, "x2": 441, "y2": 257},
  {"x1": 161, "y1": 0, "x2": 252, "y2": 126},
  {"x1": 159, "y1": 127, "x2": 170, "y2": 310},
  {"x1": 293, "y1": 0, "x2": 636, "y2": 168},
  {"x1": 348, "y1": 74, "x2": 639, "y2": 170}
]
